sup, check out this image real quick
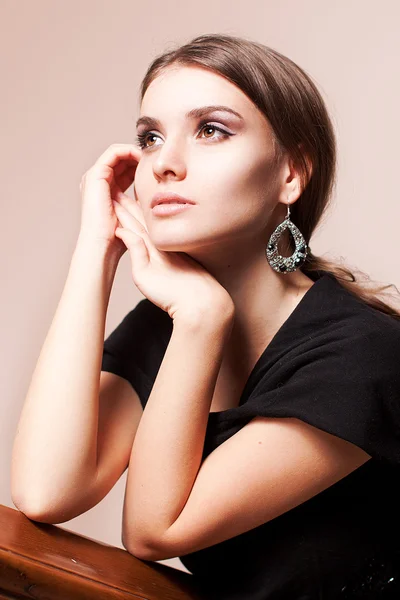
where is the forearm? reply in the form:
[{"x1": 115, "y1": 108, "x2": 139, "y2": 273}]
[
  {"x1": 11, "y1": 237, "x2": 120, "y2": 517},
  {"x1": 122, "y1": 306, "x2": 234, "y2": 554}
]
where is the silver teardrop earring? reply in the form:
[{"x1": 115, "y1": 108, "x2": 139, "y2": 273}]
[{"x1": 266, "y1": 200, "x2": 308, "y2": 274}]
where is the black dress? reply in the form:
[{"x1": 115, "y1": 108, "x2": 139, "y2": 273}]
[{"x1": 101, "y1": 272, "x2": 400, "y2": 599}]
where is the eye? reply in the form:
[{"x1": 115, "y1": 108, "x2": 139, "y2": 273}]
[
  {"x1": 135, "y1": 131, "x2": 158, "y2": 149},
  {"x1": 135, "y1": 122, "x2": 232, "y2": 150},
  {"x1": 198, "y1": 123, "x2": 230, "y2": 141}
]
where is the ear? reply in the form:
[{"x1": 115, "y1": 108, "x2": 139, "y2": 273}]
[
  {"x1": 298, "y1": 143, "x2": 313, "y2": 186},
  {"x1": 276, "y1": 145, "x2": 312, "y2": 208}
]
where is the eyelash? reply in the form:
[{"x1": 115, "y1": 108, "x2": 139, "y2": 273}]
[{"x1": 135, "y1": 121, "x2": 232, "y2": 150}]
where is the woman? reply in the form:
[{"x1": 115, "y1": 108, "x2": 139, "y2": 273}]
[{"x1": 13, "y1": 33, "x2": 400, "y2": 599}]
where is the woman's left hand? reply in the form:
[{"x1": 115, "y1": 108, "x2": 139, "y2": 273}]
[{"x1": 112, "y1": 196, "x2": 234, "y2": 323}]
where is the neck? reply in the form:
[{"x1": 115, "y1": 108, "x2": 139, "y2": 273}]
[{"x1": 185, "y1": 238, "x2": 315, "y2": 369}]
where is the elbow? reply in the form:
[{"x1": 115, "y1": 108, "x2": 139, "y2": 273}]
[
  {"x1": 11, "y1": 491, "x2": 70, "y2": 525},
  {"x1": 121, "y1": 529, "x2": 158, "y2": 561},
  {"x1": 12, "y1": 494, "x2": 53, "y2": 523},
  {"x1": 10, "y1": 473, "x2": 52, "y2": 522}
]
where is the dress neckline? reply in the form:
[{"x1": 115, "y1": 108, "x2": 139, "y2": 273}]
[{"x1": 208, "y1": 273, "x2": 336, "y2": 420}]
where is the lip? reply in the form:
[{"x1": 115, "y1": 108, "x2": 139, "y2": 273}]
[
  {"x1": 152, "y1": 203, "x2": 194, "y2": 217},
  {"x1": 150, "y1": 192, "x2": 196, "y2": 209}
]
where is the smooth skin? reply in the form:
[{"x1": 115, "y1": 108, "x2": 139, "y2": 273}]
[
  {"x1": 12, "y1": 63, "x2": 372, "y2": 566},
  {"x1": 11, "y1": 144, "x2": 148, "y2": 521},
  {"x1": 107, "y1": 65, "x2": 372, "y2": 559}
]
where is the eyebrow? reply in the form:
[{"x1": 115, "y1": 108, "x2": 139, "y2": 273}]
[{"x1": 135, "y1": 105, "x2": 244, "y2": 130}]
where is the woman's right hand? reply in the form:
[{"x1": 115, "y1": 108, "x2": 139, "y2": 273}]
[{"x1": 78, "y1": 143, "x2": 145, "y2": 258}]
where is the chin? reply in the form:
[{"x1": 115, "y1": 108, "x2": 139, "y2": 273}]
[
  {"x1": 152, "y1": 239, "x2": 193, "y2": 253},
  {"x1": 148, "y1": 230, "x2": 198, "y2": 252}
]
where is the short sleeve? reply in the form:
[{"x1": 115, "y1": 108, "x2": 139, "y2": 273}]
[
  {"x1": 101, "y1": 298, "x2": 172, "y2": 409},
  {"x1": 237, "y1": 316, "x2": 400, "y2": 466}
]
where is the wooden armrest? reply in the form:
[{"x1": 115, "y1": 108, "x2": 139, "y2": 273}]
[{"x1": 0, "y1": 504, "x2": 206, "y2": 599}]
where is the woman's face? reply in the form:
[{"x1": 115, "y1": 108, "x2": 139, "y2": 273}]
[{"x1": 133, "y1": 65, "x2": 287, "y2": 255}]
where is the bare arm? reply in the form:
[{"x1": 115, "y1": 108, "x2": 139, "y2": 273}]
[
  {"x1": 122, "y1": 307, "x2": 234, "y2": 556},
  {"x1": 11, "y1": 236, "x2": 121, "y2": 519}
]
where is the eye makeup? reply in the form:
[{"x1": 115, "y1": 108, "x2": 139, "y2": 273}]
[
  {"x1": 135, "y1": 105, "x2": 244, "y2": 131},
  {"x1": 135, "y1": 120, "x2": 233, "y2": 150}
]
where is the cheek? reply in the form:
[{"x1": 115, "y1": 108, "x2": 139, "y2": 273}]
[
  {"x1": 233, "y1": 155, "x2": 279, "y2": 215},
  {"x1": 202, "y1": 152, "x2": 278, "y2": 232},
  {"x1": 200, "y1": 151, "x2": 273, "y2": 203}
]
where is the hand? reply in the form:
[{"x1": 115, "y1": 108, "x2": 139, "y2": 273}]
[
  {"x1": 112, "y1": 198, "x2": 234, "y2": 322},
  {"x1": 78, "y1": 143, "x2": 144, "y2": 259}
]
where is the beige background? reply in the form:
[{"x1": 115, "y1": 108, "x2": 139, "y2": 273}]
[{"x1": 1, "y1": 0, "x2": 399, "y2": 574}]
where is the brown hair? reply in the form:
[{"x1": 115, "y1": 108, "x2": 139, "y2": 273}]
[{"x1": 139, "y1": 33, "x2": 400, "y2": 320}]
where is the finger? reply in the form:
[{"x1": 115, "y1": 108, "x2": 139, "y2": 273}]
[
  {"x1": 113, "y1": 200, "x2": 147, "y2": 232},
  {"x1": 113, "y1": 161, "x2": 130, "y2": 177},
  {"x1": 95, "y1": 143, "x2": 142, "y2": 170},
  {"x1": 115, "y1": 227, "x2": 149, "y2": 272},
  {"x1": 115, "y1": 164, "x2": 138, "y2": 194},
  {"x1": 113, "y1": 195, "x2": 148, "y2": 231},
  {"x1": 109, "y1": 156, "x2": 138, "y2": 197},
  {"x1": 113, "y1": 201, "x2": 156, "y2": 256}
]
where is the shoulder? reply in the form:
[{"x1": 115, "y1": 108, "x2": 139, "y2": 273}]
[
  {"x1": 305, "y1": 289, "x2": 400, "y2": 411},
  {"x1": 237, "y1": 281, "x2": 400, "y2": 464},
  {"x1": 308, "y1": 276, "x2": 400, "y2": 361},
  {"x1": 252, "y1": 282, "x2": 400, "y2": 400},
  {"x1": 334, "y1": 291, "x2": 400, "y2": 364}
]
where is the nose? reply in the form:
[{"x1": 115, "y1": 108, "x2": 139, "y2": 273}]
[{"x1": 152, "y1": 137, "x2": 187, "y2": 181}]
